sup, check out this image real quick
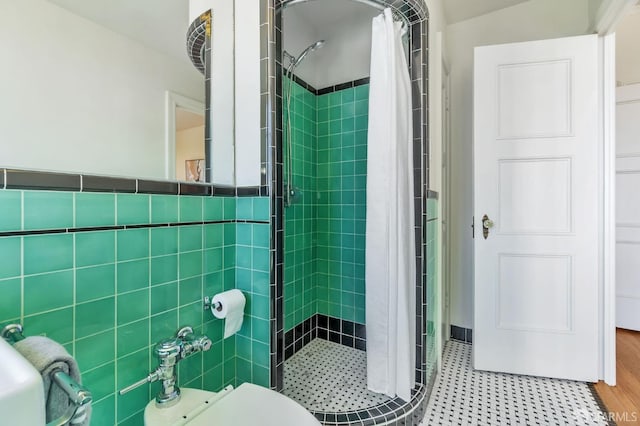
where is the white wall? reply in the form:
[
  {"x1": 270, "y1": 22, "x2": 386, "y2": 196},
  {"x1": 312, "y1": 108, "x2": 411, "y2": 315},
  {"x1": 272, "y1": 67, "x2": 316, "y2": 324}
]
[
  {"x1": 616, "y1": 8, "x2": 640, "y2": 86},
  {"x1": 445, "y1": 0, "x2": 592, "y2": 329},
  {"x1": 0, "y1": 0, "x2": 204, "y2": 180},
  {"x1": 283, "y1": 7, "x2": 378, "y2": 89},
  {"x1": 176, "y1": 125, "x2": 205, "y2": 181}
]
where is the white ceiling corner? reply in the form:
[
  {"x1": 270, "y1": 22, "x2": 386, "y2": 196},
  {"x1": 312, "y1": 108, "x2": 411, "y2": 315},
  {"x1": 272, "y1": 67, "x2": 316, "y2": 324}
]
[{"x1": 443, "y1": 0, "x2": 531, "y2": 25}]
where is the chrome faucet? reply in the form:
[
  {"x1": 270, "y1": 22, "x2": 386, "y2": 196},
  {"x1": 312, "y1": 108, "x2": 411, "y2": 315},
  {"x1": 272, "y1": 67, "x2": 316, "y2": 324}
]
[{"x1": 119, "y1": 326, "x2": 212, "y2": 408}]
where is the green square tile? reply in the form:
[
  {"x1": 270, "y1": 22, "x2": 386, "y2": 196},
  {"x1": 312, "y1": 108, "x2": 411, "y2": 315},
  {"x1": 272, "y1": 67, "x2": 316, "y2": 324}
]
[
  {"x1": 75, "y1": 297, "x2": 115, "y2": 338},
  {"x1": 236, "y1": 224, "x2": 251, "y2": 246},
  {"x1": 178, "y1": 301, "x2": 202, "y2": 328},
  {"x1": 82, "y1": 362, "x2": 115, "y2": 403},
  {"x1": 117, "y1": 228, "x2": 149, "y2": 261},
  {"x1": 24, "y1": 270, "x2": 73, "y2": 315},
  {"x1": 204, "y1": 248, "x2": 223, "y2": 274},
  {"x1": 23, "y1": 191, "x2": 73, "y2": 230},
  {"x1": 117, "y1": 319, "x2": 149, "y2": 357},
  {"x1": 250, "y1": 294, "x2": 270, "y2": 320},
  {"x1": 223, "y1": 223, "x2": 236, "y2": 245},
  {"x1": 204, "y1": 197, "x2": 224, "y2": 221},
  {"x1": 203, "y1": 365, "x2": 224, "y2": 392},
  {"x1": 179, "y1": 196, "x2": 203, "y2": 222},
  {"x1": 117, "y1": 289, "x2": 149, "y2": 325},
  {"x1": 223, "y1": 198, "x2": 236, "y2": 221},
  {"x1": 223, "y1": 358, "x2": 236, "y2": 386},
  {"x1": 236, "y1": 198, "x2": 252, "y2": 220},
  {"x1": 151, "y1": 309, "x2": 178, "y2": 343},
  {"x1": 0, "y1": 191, "x2": 21, "y2": 232},
  {"x1": 253, "y1": 198, "x2": 270, "y2": 221},
  {"x1": 252, "y1": 341, "x2": 269, "y2": 367},
  {"x1": 178, "y1": 351, "x2": 202, "y2": 383},
  {"x1": 236, "y1": 335, "x2": 251, "y2": 360},
  {"x1": 252, "y1": 365, "x2": 270, "y2": 388},
  {"x1": 179, "y1": 226, "x2": 202, "y2": 252},
  {"x1": 204, "y1": 224, "x2": 224, "y2": 249},
  {"x1": 150, "y1": 227, "x2": 178, "y2": 256},
  {"x1": 75, "y1": 193, "x2": 115, "y2": 228},
  {"x1": 117, "y1": 348, "x2": 150, "y2": 388},
  {"x1": 252, "y1": 248, "x2": 270, "y2": 272},
  {"x1": 23, "y1": 307, "x2": 73, "y2": 344},
  {"x1": 24, "y1": 233, "x2": 73, "y2": 275},
  {"x1": 116, "y1": 194, "x2": 149, "y2": 225},
  {"x1": 117, "y1": 259, "x2": 149, "y2": 293},
  {"x1": 151, "y1": 195, "x2": 179, "y2": 224},
  {"x1": 75, "y1": 231, "x2": 115, "y2": 267},
  {"x1": 151, "y1": 281, "x2": 178, "y2": 314},
  {"x1": 117, "y1": 388, "x2": 146, "y2": 424},
  {"x1": 91, "y1": 396, "x2": 116, "y2": 426},
  {"x1": 0, "y1": 237, "x2": 21, "y2": 279},
  {"x1": 0, "y1": 278, "x2": 21, "y2": 320},
  {"x1": 151, "y1": 255, "x2": 178, "y2": 286},
  {"x1": 76, "y1": 263, "x2": 116, "y2": 303},
  {"x1": 236, "y1": 246, "x2": 250, "y2": 269},
  {"x1": 179, "y1": 251, "x2": 202, "y2": 279},
  {"x1": 179, "y1": 276, "x2": 202, "y2": 306},
  {"x1": 76, "y1": 329, "x2": 115, "y2": 371}
]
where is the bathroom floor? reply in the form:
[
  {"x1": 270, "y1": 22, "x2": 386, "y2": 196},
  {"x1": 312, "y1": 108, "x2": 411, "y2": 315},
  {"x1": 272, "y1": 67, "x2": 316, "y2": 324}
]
[
  {"x1": 283, "y1": 338, "x2": 393, "y2": 412},
  {"x1": 422, "y1": 341, "x2": 610, "y2": 426}
]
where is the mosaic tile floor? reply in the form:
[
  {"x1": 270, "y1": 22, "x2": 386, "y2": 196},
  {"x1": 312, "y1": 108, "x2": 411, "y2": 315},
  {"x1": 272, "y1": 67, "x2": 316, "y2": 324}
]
[
  {"x1": 283, "y1": 338, "x2": 393, "y2": 412},
  {"x1": 422, "y1": 341, "x2": 610, "y2": 426}
]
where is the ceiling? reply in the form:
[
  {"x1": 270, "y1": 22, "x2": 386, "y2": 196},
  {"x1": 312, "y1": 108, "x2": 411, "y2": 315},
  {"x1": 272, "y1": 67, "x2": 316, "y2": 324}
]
[
  {"x1": 283, "y1": 0, "x2": 380, "y2": 34},
  {"x1": 176, "y1": 108, "x2": 205, "y2": 132},
  {"x1": 443, "y1": 0, "x2": 531, "y2": 24},
  {"x1": 46, "y1": 0, "x2": 190, "y2": 64}
]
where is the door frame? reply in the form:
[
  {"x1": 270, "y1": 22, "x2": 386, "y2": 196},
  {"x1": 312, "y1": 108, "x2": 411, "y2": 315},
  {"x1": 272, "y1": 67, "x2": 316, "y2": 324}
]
[{"x1": 164, "y1": 91, "x2": 205, "y2": 181}]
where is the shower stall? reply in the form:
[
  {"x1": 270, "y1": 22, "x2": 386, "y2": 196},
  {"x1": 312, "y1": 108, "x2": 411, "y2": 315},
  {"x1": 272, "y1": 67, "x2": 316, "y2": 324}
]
[{"x1": 267, "y1": 0, "x2": 436, "y2": 424}]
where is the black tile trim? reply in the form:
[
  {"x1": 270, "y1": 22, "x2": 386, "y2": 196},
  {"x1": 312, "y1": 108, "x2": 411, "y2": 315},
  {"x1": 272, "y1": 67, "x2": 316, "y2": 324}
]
[
  {"x1": 0, "y1": 168, "x2": 264, "y2": 197},
  {"x1": 0, "y1": 219, "x2": 268, "y2": 238},
  {"x1": 6, "y1": 169, "x2": 81, "y2": 191},
  {"x1": 287, "y1": 73, "x2": 370, "y2": 96},
  {"x1": 283, "y1": 314, "x2": 367, "y2": 361},
  {"x1": 450, "y1": 325, "x2": 473, "y2": 344},
  {"x1": 137, "y1": 179, "x2": 179, "y2": 195},
  {"x1": 316, "y1": 77, "x2": 370, "y2": 96},
  {"x1": 426, "y1": 189, "x2": 439, "y2": 200},
  {"x1": 82, "y1": 175, "x2": 137, "y2": 193}
]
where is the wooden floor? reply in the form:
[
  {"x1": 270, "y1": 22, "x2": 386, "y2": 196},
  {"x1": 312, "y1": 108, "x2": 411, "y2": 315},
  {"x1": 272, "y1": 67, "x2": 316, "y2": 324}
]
[{"x1": 593, "y1": 328, "x2": 640, "y2": 425}]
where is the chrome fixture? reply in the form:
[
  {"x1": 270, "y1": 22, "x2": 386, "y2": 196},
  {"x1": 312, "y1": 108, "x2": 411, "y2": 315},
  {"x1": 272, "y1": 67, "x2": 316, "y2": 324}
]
[
  {"x1": 119, "y1": 326, "x2": 212, "y2": 408},
  {"x1": 1, "y1": 324, "x2": 93, "y2": 426},
  {"x1": 282, "y1": 40, "x2": 325, "y2": 207},
  {"x1": 203, "y1": 295, "x2": 223, "y2": 312}
]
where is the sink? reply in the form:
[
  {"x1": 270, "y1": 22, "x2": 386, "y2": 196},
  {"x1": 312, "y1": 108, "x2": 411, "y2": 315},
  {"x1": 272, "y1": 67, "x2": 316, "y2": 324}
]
[{"x1": 0, "y1": 338, "x2": 45, "y2": 425}]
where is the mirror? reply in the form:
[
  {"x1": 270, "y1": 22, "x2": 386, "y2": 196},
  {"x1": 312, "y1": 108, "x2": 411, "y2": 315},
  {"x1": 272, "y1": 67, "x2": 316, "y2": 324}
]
[{"x1": 1, "y1": 0, "x2": 263, "y2": 187}]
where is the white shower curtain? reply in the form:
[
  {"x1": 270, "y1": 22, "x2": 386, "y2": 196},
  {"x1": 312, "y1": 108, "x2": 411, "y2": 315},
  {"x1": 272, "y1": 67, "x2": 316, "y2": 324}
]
[{"x1": 365, "y1": 8, "x2": 416, "y2": 402}]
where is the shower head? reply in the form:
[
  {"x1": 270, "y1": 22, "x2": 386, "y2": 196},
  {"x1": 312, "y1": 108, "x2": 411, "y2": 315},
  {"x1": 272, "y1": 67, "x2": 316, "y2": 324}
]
[{"x1": 289, "y1": 40, "x2": 325, "y2": 68}]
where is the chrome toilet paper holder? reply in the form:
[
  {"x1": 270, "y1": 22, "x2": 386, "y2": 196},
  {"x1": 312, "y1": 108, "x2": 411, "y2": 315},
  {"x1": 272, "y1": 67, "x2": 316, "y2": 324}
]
[{"x1": 203, "y1": 296, "x2": 223, "y2": 312}]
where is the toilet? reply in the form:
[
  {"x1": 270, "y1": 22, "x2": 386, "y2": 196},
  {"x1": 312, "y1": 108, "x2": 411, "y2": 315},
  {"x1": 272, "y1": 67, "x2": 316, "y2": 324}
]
[{"x1": 144, "y1": 383, "x2": 321, "y2": 426}]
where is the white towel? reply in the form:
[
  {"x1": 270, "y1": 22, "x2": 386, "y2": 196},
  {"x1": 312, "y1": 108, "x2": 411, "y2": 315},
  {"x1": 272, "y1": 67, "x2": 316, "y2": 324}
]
[{"x1": 14, "y1": 336, "x2": 91, "y2": 425}]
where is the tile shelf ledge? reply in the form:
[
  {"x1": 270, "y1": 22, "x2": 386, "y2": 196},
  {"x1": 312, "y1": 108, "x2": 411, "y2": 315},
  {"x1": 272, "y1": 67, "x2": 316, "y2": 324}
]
[{"x1": 0, "y1": 168, "x2": 269, "y2": 197}]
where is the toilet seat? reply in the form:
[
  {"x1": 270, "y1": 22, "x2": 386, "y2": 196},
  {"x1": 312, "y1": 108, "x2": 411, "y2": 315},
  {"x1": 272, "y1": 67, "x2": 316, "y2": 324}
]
[
  {"x1": 144, "y1": 383, "x2": 320, "y2": 426},
  {"x1": 187, "y1": 383, "x2": 320, "y2": 426}
]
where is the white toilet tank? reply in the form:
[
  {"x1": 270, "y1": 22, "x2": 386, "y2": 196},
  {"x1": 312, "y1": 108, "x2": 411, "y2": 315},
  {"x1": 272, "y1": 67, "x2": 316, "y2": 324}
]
[{"x1": 0, "y1": 338, "x2": 46, "y2": 425}]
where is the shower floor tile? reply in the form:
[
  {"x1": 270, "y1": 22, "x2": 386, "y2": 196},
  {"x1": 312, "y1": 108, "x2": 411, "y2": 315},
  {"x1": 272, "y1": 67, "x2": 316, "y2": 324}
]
[
  {"x1": 422, "y1": 341, "x2": 609, "y2": 426},
  {"x1": 283, "y1": 338, "x2": 393, "y2": 412}
]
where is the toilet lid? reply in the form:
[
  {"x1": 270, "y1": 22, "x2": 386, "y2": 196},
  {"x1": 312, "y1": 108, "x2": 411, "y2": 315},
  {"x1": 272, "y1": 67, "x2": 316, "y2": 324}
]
[{"x1": 189, "y1": 383, "x2": 320, "y2": 426}]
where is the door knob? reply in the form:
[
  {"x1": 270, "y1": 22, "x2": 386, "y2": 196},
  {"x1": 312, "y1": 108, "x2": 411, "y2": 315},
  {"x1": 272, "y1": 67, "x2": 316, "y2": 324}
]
[{"x1": 482, "y1": 214, "x2": 494, "y2": 239}]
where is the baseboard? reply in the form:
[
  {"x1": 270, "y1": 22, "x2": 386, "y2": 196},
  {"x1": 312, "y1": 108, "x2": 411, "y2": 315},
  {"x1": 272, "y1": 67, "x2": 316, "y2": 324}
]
[{"x1": 450, "y1": 325, "x2": 473, "y2": 344}]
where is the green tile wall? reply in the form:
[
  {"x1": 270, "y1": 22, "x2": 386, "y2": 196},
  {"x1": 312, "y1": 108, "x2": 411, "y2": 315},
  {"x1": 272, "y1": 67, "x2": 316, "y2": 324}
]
[
  {"x1": 0, "y1": 190, "x2": 269, "y2": 425},
  {"x1": 315, "y1": 84, "x2": 369, "y2": 324},
  {"x1": 426, "y1": 199, "x2": 438, "y2": 382},
  {"x1": 283, "y1": 77, "x2": 317, "y2": 331},
  {"x1": 234, "y1": 197, "x2": 271, "y2": 387},
  {"x1": 282, "y1": 79, "x2": 369, "y2": 331}
]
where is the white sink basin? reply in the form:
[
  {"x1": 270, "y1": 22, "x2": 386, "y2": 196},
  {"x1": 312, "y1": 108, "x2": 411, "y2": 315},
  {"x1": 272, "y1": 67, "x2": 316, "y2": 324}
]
[{"x1": 0, "y1": 338, "x2": 45, "y2": 425}]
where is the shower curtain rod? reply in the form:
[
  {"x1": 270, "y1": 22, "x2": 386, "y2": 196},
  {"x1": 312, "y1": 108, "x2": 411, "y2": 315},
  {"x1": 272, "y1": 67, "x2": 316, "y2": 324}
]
[{"x1": 282, "y1": 0, "x2": 409, "y2": 27}]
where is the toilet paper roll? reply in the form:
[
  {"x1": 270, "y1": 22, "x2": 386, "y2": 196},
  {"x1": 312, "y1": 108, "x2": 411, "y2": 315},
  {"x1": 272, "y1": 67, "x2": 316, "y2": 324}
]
[{"x1": 211, "y1": 290, "x2": 246, "y2": 339}]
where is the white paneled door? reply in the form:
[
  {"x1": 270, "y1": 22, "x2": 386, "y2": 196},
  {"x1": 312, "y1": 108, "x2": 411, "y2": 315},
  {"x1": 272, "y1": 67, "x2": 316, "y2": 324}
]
[
  {"x1": 473, "y1": 35, "x2": 600, "y2": 381},
  {"x1": 616, "y1": 83, "x2": 640, "y2": 332}
]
